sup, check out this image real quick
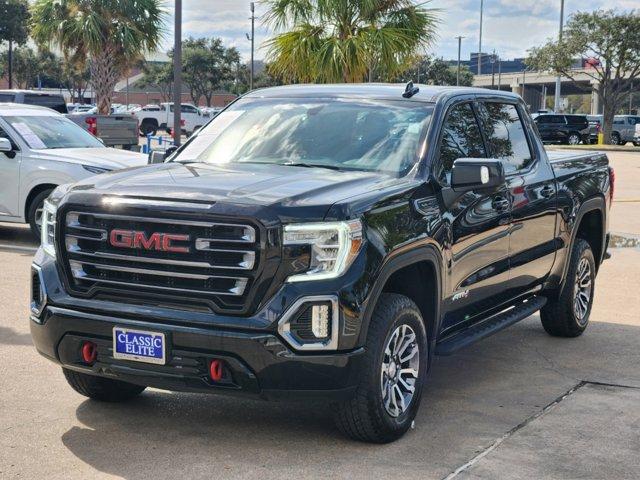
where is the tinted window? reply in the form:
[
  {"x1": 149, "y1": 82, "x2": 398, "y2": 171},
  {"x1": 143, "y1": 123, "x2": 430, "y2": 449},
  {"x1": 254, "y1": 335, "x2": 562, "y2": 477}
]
[
  {"x1": 436, "y1": 102, "x2": 485, "y2": 184},
  {"x1": 181, "y1": 105, "x2": 199, "y2": 113},
  {"x1": 479, "y1": 103, "x2": 532, "y2": 173},
  {"x1": 613, "y1": 118, "x2": 624, "y2": 125},
  {"x1": 0, "y1": 93, "x2": 15, "y2": 102},
  {"x1": 23, "y1": 94, "x2": 68, "y2": 113},
  {"x1": 566, "y1": 115, "x2": 588, "y2": 125}
]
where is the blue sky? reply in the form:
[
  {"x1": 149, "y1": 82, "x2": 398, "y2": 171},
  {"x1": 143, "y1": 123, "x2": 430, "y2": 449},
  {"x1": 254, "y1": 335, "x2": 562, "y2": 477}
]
[{"x1": 159, "y1": 0, "x2": 640, "y2": 63}]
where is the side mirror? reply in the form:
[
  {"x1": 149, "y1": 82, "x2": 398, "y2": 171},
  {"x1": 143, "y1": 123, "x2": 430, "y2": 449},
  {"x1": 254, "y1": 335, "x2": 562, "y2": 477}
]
[
  {"x1": 0, "y1": 138, "x2": 12, "y2": 152},
  {"x1": 451, "y1": 158, "x2": 505, "y2": 192}
]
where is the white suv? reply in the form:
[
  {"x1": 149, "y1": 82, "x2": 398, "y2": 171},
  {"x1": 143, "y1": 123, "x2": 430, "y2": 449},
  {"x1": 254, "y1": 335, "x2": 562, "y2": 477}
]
[{"x1": 0, "y1": 103, "x2": 148, "y2": 239}]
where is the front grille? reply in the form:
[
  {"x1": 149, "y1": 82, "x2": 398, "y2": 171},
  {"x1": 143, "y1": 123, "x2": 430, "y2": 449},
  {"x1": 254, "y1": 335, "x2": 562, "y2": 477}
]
[{"x1": 59, "y1": 210, "x2": 263, "y2": 313}]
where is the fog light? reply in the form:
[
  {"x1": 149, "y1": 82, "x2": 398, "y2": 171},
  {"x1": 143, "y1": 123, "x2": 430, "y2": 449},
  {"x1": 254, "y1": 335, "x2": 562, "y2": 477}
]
[{"x1": 311, "y1": 305, "x2": 330, "y2": 338}]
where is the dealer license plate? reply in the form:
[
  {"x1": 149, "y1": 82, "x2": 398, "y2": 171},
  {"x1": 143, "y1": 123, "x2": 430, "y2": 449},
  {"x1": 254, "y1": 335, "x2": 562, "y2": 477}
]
[{"x1": 113, "y1": 327, "x2": 166, "y2": 365}]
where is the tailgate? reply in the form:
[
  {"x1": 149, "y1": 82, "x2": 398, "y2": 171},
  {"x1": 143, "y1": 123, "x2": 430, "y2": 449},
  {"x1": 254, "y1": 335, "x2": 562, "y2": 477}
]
[{"x1": 96, "y1": 115, "x2": 138, "y2": 146}]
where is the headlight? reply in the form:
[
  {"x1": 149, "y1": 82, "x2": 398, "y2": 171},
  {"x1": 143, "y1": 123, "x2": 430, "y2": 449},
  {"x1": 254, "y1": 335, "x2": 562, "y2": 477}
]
[
  {"x1": 82, "y1": 165, "x2": 112, "y2": 174},
  {"x1": 283, "y1": 220, "x2": 363, "y2": 282},
  {"x1": 41, "y1": 198, "x2": 57, "y2": 258}
]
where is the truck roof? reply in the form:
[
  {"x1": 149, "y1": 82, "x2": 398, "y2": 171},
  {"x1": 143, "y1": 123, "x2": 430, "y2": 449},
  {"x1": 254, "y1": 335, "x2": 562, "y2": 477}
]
[
  {"x1": 0, "y1": 103, "x2": 61, "y2": 116},
  {"x1": 244, "y1": 83, "x2": 521, "y2": 103}
]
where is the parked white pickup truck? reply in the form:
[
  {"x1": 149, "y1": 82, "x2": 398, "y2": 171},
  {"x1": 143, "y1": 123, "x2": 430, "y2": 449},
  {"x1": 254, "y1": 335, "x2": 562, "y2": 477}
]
[
  {"x1": 134, "y1": 103, "x2": 208, "y2": 137},
  {"x1": 0, "y1": 103, "x2": 148, "y2": 238}
]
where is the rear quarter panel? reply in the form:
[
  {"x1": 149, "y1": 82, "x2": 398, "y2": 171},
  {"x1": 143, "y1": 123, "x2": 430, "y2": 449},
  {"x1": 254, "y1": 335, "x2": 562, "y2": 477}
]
[{"x1": 545, "y1": 150, "x2": 610, "y2": 290}]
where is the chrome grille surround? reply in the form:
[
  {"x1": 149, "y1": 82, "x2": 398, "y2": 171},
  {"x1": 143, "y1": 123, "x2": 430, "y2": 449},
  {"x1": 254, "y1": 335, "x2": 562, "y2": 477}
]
[{"x1": 58, "y1": 209, "x2": 262, "y2": 313}]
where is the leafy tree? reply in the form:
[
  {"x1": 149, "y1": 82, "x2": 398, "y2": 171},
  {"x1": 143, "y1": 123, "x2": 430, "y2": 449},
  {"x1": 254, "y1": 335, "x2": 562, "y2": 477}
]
[
  {"x1": 181, "y1": 37, "x2": 240, "y2": 106},
  {"x1": 0, "y1": 0, "x2": 30, "y2": 88},
  {"x1": 389, "y1": 55, "x2": 474, "y2": 86},
  {"x1": 527, "y1": 10, "x2": 640, "y2": 143},
  {"x1": 262, "y1": 0, "x2": 439, "y2": 83},
  {"x1": 0, "y1": 46, "x2": 37, "y2": 88},
  {"x1": 31, "y1": 0, "x2": 164, "y2": 114},
  {"x1": 139, "y1": 61, "x2": 174, "y2": 102}
]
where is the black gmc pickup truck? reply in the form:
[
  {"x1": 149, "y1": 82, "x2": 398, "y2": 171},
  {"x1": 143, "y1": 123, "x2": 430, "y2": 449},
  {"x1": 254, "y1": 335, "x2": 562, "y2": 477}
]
[{"x1": 30, "y1": 84, "x2": 612, "y2": 443}]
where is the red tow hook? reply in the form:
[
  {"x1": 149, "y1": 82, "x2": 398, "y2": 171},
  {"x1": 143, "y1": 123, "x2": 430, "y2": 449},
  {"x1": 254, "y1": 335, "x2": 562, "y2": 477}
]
[
  {"x1": 209, "y1": 359, "x2": 224, "y2": 382},
  {"x1": 81, "y1": 341, "x2": 98, "y2": 364}
]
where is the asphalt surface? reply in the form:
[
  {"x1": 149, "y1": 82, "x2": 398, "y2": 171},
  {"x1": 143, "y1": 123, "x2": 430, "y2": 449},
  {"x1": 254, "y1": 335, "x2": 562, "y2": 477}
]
[{"x1": 1, "y1": 151, "x2": 639, "y2": 479}]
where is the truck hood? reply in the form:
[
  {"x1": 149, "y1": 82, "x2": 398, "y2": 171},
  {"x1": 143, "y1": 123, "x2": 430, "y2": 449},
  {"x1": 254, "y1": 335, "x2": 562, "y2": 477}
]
[
  {"x1": 30, "y1": 147, "x2": 148, "y2": 170},
  {"x1": 66, "y1": 161, "x2": 403, "y2": 222}
]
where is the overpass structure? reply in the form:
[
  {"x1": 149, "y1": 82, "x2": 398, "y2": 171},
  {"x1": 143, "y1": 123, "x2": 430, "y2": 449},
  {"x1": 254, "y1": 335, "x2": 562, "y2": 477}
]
[{"x1": 472, "y1": 69, "x2": 637, "y2": 115}]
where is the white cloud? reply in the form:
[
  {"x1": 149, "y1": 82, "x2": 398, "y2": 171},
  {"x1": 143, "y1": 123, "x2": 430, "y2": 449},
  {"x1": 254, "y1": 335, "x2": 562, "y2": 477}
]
[{"x1": 158, "y1": 0, "x2": 640, "y2": 62}]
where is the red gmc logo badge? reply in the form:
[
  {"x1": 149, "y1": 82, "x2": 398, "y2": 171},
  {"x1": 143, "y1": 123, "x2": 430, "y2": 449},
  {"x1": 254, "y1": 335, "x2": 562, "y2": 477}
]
[{"x1": 109, "y1": 229, "x2": 190, "y2": 253}]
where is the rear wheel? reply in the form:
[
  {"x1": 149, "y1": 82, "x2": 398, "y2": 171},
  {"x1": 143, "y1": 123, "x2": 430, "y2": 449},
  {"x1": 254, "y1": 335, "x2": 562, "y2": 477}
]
[
  {"x1": 63, "y1": 368, "x2": 146, "y2": 402},
  {"x1": 540, "y1": 238, "x2": 595, "y2": 337},
  {"x1": 567, "y1": 132, "x2": 581, "y2": 145},
  {"x1": 610, "y1": 132, "x2": 621, "y2": 145},
  {"x1": 333, "y1": 293, "x2": 428, "y2": 443},
  {"x1": 27, "y1": 189, "x2": 54, "y2": 241}
]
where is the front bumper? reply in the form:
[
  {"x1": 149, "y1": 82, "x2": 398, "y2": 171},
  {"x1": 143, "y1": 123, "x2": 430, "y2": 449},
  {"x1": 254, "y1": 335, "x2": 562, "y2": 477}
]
[
  {"x1": 30, "y1": 250, "x2": 369, "y2": 400},
  {"x1": 31, "y1": 305, "x2": 364, "y2": 400}
]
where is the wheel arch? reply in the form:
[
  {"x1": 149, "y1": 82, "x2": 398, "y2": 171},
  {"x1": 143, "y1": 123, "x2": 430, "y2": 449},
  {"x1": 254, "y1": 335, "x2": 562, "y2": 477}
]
[
  {"x1": 24, "y1": 183, "x2": 57, "y2": 222},
  {"x1": 559, "y1": 196, "x2": 607, "y2": 290},
  {"x1": 359, "y1": 246, "x2": 443, "y2": 365}
]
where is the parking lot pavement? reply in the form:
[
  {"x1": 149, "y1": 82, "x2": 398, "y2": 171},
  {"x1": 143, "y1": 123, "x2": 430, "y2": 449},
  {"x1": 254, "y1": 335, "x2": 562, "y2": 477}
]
[{"x1": 1, "y1": 151, "x2": 639, "y2": 479}]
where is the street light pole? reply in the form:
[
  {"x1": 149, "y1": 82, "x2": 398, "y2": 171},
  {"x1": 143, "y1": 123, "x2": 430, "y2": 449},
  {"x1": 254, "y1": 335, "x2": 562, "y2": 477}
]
[
  {"x1": 173, "y1": 0, "x2": 182, "y2": 146},
  {"x1": 456, "y1": 36, "x2": 464, "y2": 86},
  {"x1": 553, "y1": 0, "x2": 565, "y2": 113},
  {"x1": 478, "y1": 0, "x2": 484, "y2": 75},
  {"x1": 249, "y1": 2, "x2": 255, "y2": 91}
]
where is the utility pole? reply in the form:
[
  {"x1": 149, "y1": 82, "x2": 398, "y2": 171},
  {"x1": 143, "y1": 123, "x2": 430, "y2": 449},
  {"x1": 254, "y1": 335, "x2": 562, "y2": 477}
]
[
  {"x1": 497, "y1": 55, "x2": 502, "y2": 91},
  {"x1": 246, "y1": 2, "x2": 255, "y2": 91},
  {"x1": 553, "y1": 0, "x2": 565, "y2": 113},
  {"x1": 478, "y1": 0, "x2": 484, "y2": 75},
  {"x1": 456, "y1": 36, "x2": 464, "y2": 86},
  {"x1": 7, "y1": 40, "x2": 12, "y2": 89},
  {"x1": 173, "y1": 0, "x2": 182, "y2": 145},
  {"x1": 522, "y1": 68, "x2": 527, "y2": 105}
]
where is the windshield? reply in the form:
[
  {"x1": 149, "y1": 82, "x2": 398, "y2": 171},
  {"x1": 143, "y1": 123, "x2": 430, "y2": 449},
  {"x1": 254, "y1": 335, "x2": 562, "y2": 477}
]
[
  {"x1": 176, "y1": 98, "x2": 433, "y2": 175},
  {"x1": 5, "y1": 115, "x2": 104, "y2": 149}
]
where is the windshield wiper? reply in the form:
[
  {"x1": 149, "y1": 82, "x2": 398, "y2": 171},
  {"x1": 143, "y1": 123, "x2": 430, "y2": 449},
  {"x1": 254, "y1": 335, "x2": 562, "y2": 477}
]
[{"x1": 277, "y1": 161, "x2": 344, "y2": 171}]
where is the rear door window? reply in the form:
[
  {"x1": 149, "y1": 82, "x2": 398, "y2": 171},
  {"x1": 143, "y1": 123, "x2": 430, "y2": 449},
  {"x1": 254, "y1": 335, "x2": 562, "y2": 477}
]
[
  {"x1": 478, "y1": 102, "x2": 533, "y2": 173},
  {"x1": 23, "y1": 94, "x2": 68, "y2": 113}
]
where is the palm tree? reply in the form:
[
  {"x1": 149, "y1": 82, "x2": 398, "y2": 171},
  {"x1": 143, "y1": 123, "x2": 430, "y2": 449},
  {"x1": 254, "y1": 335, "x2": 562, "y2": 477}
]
[
  {"x1": 262, "y1": 0, "x2": 439, "y2": 83},
  {"x1": 31, "y1": 0, "x2": 164, "y2": 114}
]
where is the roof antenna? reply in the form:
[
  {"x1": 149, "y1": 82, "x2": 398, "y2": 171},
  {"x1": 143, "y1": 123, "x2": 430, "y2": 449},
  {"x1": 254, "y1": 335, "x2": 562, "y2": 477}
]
[{"x1": 402, "y1": 81, "x2": 420, "y2": 98}]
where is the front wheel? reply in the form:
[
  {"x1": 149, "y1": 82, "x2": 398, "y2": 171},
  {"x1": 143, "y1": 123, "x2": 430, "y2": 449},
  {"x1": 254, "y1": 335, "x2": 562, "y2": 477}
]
[
  {"x1": 540, "y1": 238, "x2": 595, "y2": 337},
  {"x1": 63, "y1": 368, "x2": 146, "y2": 402},
  {"x1": 28, "y1": 189, "x2": 54, "y2": 241},
  {"x1": 333, "y1": 293, "x2": 428, "y2": 443}
]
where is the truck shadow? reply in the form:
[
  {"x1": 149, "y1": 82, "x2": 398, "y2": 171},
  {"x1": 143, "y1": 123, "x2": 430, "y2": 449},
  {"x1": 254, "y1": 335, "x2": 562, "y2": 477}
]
[
  {"x1": 0, "y1": 222, "x2": 37, "y2": 249},
  {"x1": 59, "y1": 316, "x2": 640, "y2": 480}
]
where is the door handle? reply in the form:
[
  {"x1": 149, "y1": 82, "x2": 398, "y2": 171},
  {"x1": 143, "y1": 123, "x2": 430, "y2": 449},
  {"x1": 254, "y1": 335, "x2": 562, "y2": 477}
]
[
  {"x1": 540, "y1": 185, "x2": 556, "y2": 198},
  {"x1": 491, "y1": 196, "x2": 510, "y2": 212}
]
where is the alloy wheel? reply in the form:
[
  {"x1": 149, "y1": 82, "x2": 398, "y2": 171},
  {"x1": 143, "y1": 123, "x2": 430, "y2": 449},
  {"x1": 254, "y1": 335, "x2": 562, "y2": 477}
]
[
  {"x1": 381, "y1": 324, "x2": 420, "y2": 417},
  {"x1": 573, "y1": 257, "x2": 592, "y2": 324}
]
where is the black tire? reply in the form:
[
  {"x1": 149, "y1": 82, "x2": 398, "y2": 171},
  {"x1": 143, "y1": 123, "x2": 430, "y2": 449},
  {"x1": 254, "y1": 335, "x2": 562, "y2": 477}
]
[
  {"x1": 610, "y1": 133, "x2": 621, "y2": 145},
  {"x1": 140, "y1": 120, "x2": 157, "y2": 136},
  {"x1": 27, "y1": 188, "x2": 54, "y2": 241},
  {"x1": 63, "y1": 368, "x2": 146, "y2": 402},
  {"x1": 567, "y1": 132, "x2": 581, "y2": 145},
  {"x1": 541, "y1": 238, "x2": 595, "y2": 337},
  {"x1": 333, "y1": 293, "x2": 428, "y2": 443}
]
